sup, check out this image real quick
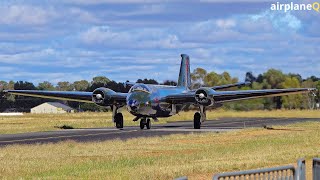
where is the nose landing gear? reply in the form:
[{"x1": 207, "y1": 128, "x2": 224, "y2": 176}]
[{"x1": 140, "y1": 118, "x2": 151, "y2": 129}]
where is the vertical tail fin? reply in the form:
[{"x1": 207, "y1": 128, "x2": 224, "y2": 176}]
[{"x1": 177, "y1": 54, "x2": 191, "y2": 89}]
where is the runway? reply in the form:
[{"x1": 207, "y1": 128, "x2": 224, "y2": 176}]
[{"x1": 0, "y1": 117, "x2": 319, "y2": 146}]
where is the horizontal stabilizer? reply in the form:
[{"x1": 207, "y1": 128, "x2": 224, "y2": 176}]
[
  {"x1": 123, "y1": 82, "x2": 176, "y2": 88},
  {"x1": 123, "y1": 82, "x2": 135, "y2": 88}
]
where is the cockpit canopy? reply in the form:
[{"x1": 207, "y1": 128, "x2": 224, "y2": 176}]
[{"x1": 129, "y1": 84, "x2": 151, "y2": 93}]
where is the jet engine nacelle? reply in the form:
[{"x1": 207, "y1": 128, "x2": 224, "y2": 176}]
[
  {"x1": 195, "y1": 87, "x2": 215, "y2": 106},
  {"x1": 92, "y1": 87, "x2": 116, "y2": 106}
]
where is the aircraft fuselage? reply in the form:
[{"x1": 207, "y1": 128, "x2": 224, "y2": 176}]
[{"x1": 126, "y1": 84, "x2": 187, "y2": 118}]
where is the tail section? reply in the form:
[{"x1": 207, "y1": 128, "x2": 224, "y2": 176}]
[{"x1": 177, "y1": 54, "x2": 191, "y2": 89}]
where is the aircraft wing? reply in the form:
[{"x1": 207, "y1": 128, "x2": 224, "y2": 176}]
[
  {"x1": 212, "y1": 88, "x2": 315, "y2": 103},
  {"x1": 211, "y1": 82, "x2": 251, "y2": 90},
  {"x1": 3, "y1": 90, "x2": 128, "y2": 104},
  {"x1": 163, "y1": 88, "x2": 316, "y2": 105}
]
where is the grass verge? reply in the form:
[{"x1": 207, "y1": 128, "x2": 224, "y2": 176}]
[{"x1": 0, "y1": 121, "x2": 320, "y2": 179}]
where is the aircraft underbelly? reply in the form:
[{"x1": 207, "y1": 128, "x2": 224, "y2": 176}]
[{"x1": 128, "y1": 102, "x2": 175, "y2": 117}]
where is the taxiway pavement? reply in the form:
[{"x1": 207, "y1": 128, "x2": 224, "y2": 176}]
[{"x1": 0, "y1": 117, "x2": 319, "y2": 146}]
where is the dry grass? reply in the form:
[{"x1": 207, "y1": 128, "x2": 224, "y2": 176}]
[
  {"x1": 0, "y1": 111, "x2": 139, "y2": 134},
  {"x1": 0, "y1": 121, "x2": 319, "y2": 179},
  {"x1": 0, "y1": 110, "x2": 319, "y2": 134}
]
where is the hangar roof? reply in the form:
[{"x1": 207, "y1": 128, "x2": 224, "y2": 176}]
[{"x1": 32, "y1": 102, "x2": 73, "y2": 111}]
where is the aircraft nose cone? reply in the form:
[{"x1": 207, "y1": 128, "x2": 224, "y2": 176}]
[
  {"x1": 130, "y1": 105, "x2": 138, "y2": 112},
  {"x1": 128, "y1": 99, "x2": 139, "y2": 112}
]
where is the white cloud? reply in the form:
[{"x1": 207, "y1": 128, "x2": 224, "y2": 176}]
[
  {"x1": 79, "y1": 26, "x2": 197, "y2": 49},
  {"x1": 0, "y1": 43, "x2": 42, "y2": 54},
  {"x1": 2, "y1": 72, "x2": 88, "y2": 85},
  {"x1": 216, "y1": 19, "x2": 236, "y2": 29},
  {"x1": 106, "y1": 4, "x2": 166, "y2": 17},
  {"x1": 0, "y1": 1, "x2": 318, "y2": 84},
  {"x1": 0, "y1": 48, "x2": 56, "y2": 65},
  {"x1": 69, "y1": 8, "x2": 100, "y2": 23},
  {"x1": 251, "y1": 10, "x2": 302, "y2": 32},
  {"x1": 0, "y1": 5, "x2": 58, "y2": 26},
  {"x1": 80, "y1": 26, "x2": 131, "y2": 45},
  {"x1": 200, "y1": 0, "x2": 275, "y2": 2},
  {"x1": 65, "y1": 0, "x2": 170, "y2": 5},
  {"x1": 0, "y1": 48, "x2": 104, "y2": 68}
]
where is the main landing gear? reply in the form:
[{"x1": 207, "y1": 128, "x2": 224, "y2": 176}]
[
  {"x1": 140, "y1": 118, "x2": 151, "y2": 130},
  {"x1": 112, "y1": 105, "x2": 123, "y2": 129},
  {"x1": 193, "y1": 105, "x2": 206, "y2": 129},
  {"x1": 114, "y1": 113, "x2": 123, "y2": 129}
]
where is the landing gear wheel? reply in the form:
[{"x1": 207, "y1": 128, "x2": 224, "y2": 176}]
[
  {"x1": 194, "y1": 112, "x2": 201, "y2": 129},
  {"x1": 140, "y1": 119, "x2": 146, "y2": 129},
  {"x1": 115, "y1": 113, "x2": 123, "y2": 129},
  {"x1": 146, "y1": 118, "x2": 151, "y2": 129}
]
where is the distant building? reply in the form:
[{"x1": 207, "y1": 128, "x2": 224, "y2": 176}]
[{"x1": 31, "y1": 102, "x2": 74, "y2": 114}]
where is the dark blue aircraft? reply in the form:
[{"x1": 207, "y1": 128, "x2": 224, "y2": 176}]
[{"x1": 2, "y1": 54, "x2": 316, "y2": 129}]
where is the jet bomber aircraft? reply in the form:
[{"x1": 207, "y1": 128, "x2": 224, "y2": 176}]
[{"x1": 2, "y1": 54, "x2": 316, "y2": 129}]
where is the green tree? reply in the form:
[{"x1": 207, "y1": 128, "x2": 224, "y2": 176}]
[
  {"x1": 92, "y1": 76, "x2": 110, "y2": 86},
  {"x1": 191, "y1": 68, "x2": 207, "y2": 89},
  {"x1": 288, "y1": 73, "x2": 303, "y2": 83},
  {"x1": 221, "y1": 72, "x2": 231, "y2": 82},
  {"x1": 56, "y1": 81, "x2": 74, "y2": 91},
  {"x1": 191, "y1": 68, "x2": 207, "y2": 82},
  {"x1": 263, "y1": 69, "x2": 285, "y2": 89},
  {"x1": 38, "y1": 81, "x2": 55, "y2": 90},
  {"x1": 204, "y1": 72, "x2": 220, "y2": 86},
  {"x1": 14, "y1": 81, "x2": 36, "y2": 90},
  {"x1": 136, "y1": 79, "x2": 158, "y2": 84},
  {"x1": 0, "y1": 81, "x2": 8, "y2": 90},
  {"x1": 263, "y1": 69, "x2": 286, "y2": 109},
  {"x1": 281, "y1": 76, "x2": 302, "y2": 109},
  {"x1": 89, "y1": 76, "x2": 111, "y2": 91},
  {"x1": 301, "y1": 79, "x2": 317, "y2": 109},
  {"x1": 73, "y1": 80, "x2": 90, "y2": 91},
  {"x1": 245, "y1": 72, "x2": 256, "y2": 84},
  {"x1": 162, "y1": 80, "x2": 177, "y2": 86},
  {"x1": 7, "y1": 81, "x2": 14, "y2": 90}
]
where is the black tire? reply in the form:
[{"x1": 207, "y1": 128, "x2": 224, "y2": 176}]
[
  {"x1": 194, "y1": 112, "x2": 201, "y2": 129},
  {"x1": 115, "y1": 113, "x2": 123, "y2": 129},
  {"x1": 146, "y1": 119, "x2": 151, "y2": 129},
  {"x1": 140, "y1": 119, "x2": 145, "y2": 129}
]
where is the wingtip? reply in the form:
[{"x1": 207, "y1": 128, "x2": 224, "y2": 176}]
[{"x1": 309, "y1": 88, "x2": 317, "y2": 92}]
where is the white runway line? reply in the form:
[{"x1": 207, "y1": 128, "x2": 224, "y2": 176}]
[{"x1": 0, "y1": 113, "x2": 23, "y2": 116}]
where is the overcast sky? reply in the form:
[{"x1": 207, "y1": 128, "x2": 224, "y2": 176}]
[{"x1": 0, "y1": 0, "x2": 319, "y2": 85}]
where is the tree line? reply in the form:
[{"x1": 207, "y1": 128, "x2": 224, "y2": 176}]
[{"x1": 0, "y1": 69, "x2": 319, "y2": 112}]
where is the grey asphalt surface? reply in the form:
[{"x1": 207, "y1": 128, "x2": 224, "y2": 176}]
[{"x1": 0, "y1": 117, "x2": 319, "y2": 146}]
